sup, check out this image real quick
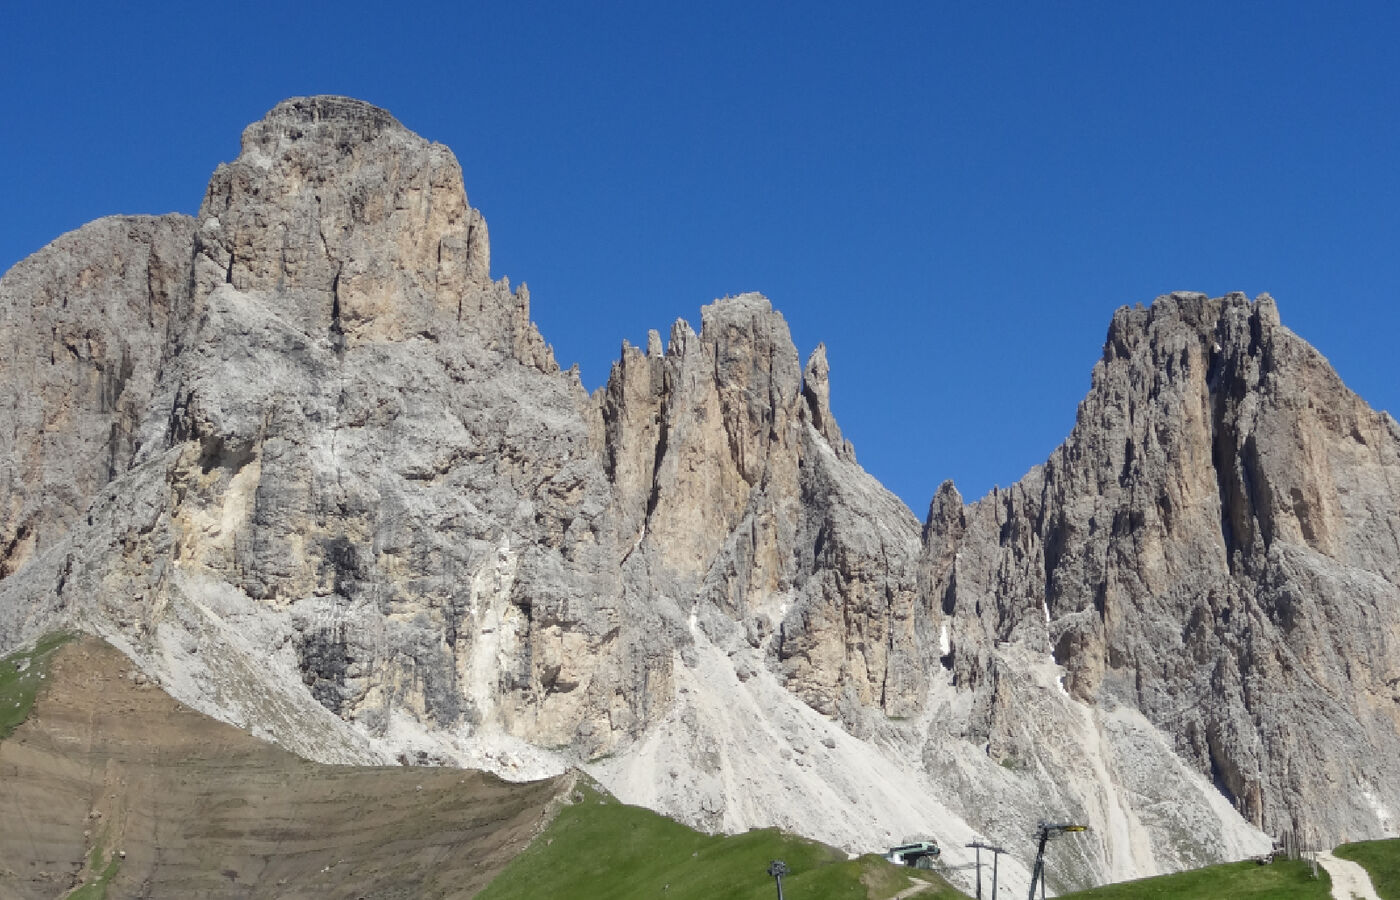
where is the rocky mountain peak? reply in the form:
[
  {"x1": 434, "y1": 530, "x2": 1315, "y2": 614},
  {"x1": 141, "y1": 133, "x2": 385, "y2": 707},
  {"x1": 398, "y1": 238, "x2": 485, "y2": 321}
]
[
  {"x1": 801, "y1": 342, "x2": 854, "y2": 462},
  {"x1": 2, "y1": 98, "x2": 1397, "y2": 896},
  {"x1": 246, "y1": 95, "x2": 407, "y2": 149},
  {"x1": 923, "y1": 287, "x2": 1400, "y2": 845},
  {"x1": 194, "y1": 94, "x2": 514, "y2": 354}
]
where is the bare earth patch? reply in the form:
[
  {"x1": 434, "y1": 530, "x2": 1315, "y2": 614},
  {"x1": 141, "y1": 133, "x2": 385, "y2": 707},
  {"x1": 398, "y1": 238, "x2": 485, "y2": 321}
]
[{"x1": 0, "y1": 636, "x2": 566, "y2": 899}]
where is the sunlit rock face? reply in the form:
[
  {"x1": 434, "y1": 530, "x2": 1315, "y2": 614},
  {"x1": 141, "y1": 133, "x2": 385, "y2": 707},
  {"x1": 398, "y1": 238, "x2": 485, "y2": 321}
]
[
  {"x1": 923, "y1": 293, "x2": 1400, "y2": 849},
  {"x1": 2, "y1": 96, "x2": 1396, "y2": 895}
]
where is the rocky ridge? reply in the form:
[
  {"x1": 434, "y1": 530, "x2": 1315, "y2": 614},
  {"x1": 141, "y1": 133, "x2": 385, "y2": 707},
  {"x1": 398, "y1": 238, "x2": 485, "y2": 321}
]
[
  {"x1": 922, "y1": 293, "x2": 1400, "y2": 843},
  {"x1": 1, "y1": 96, "x2": 1396, "y2": 895}
]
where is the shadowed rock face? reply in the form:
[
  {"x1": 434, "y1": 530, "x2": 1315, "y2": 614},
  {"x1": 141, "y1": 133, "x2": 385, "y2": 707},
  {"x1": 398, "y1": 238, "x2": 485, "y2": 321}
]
[
  {"x1": 1, "y1": 96, "x2": 1397, "y2": 890},
  {"x1": 0, "y1": 215, "x2": 196, "y2": 579}
]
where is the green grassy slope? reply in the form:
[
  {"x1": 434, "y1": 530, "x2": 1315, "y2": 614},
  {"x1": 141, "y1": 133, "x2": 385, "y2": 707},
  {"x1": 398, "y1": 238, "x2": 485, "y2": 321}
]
[
  {"x1": 0, "y1": 631, "x2": 74, "y2": 739},
  {"x1": 1056, "y1": 858, "x2": 1332, "y2": 900},
  {"x1": 477, "y1": 782, "x2": 968, "y2": 900},
  {"x1": 1334, "y1": 839, "x2": 1400, "y2": 900}
]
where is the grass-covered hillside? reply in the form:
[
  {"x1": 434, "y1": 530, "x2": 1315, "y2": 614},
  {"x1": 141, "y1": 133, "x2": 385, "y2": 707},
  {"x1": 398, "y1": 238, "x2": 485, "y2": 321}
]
[
  {"x1": 475, "y1": 780, "x2": 1400, "y2": 900},
  {"x1": 1335, "y1": 839, "x2": 1400, "y2": 900},
  {"x1": 1055, "y1": 857, "x2": 1333, "y2": 899},
  {"x1": 476, "y1": 781, "x2": 968, "y2": 900},
  {"x1": 1058, "y1": 843, "x2": 1400, "y2": 900},
  {"x1": 0, "y1": 630, "x2": 74, "y2": 738}
]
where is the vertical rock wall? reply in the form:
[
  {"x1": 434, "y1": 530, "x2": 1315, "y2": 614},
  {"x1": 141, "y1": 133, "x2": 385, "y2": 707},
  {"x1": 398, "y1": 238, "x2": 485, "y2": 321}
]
[{"x1": 924, "y1": 293, "x2": 1400, "y2": 843}]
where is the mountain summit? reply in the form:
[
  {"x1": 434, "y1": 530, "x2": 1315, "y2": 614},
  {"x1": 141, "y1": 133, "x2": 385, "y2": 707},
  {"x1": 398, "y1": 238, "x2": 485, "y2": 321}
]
[{"x1": 2, "y1": 97, "x2": 1396, "y2": 896}]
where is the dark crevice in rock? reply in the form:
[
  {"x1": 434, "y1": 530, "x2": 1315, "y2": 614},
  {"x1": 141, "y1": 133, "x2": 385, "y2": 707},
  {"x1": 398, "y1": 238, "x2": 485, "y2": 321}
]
[
  {"x1": 329, "y1": 264, "x2": 346, "y2": 355},
  {"x1": 0, "y1": 524, "x2": 33, "y2": 580},
  {"x1": 643, "y1": 399, "x2": 671, "y2": 525},
  {"x1": 297, "y1": 623, "x2": 349, "y2": 714},
  {"x1": 320, "y1": 536, "x2": 361, "y2": 598},
  {"x1": 105, "y1": 421, "x2": 125, "y2": 481},
  {"x1": 1241, "y1": 435, "x2": 1270, "y2": 553},
  {"x1": 939, "y1": 567, "x2": 957, "y2": 617},
  {"x1": 1207, "y1": 733, "x2": 1239, "y2": 810},
  {"x1": 1211, "y1": 396, "x2": 1244, "y2": 573}
]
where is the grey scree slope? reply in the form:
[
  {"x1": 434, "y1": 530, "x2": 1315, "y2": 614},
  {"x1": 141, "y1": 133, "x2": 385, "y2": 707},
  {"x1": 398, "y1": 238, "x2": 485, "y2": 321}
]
[{"x1": 1, "y1": 96, "x2": 1397, "y2": 895}]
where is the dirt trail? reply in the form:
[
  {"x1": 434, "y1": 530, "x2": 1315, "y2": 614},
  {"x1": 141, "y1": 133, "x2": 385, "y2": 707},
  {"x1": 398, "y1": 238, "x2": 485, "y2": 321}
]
[
  {"x1": 891, "y1": 878, "x2": 935, "y2": 898},
  {"x1": 0, "y1": 636, "x2": 566, "y2": 899},
  {"x1": 1317, "y1": 851, "x2": 1382, "y2": 900}
]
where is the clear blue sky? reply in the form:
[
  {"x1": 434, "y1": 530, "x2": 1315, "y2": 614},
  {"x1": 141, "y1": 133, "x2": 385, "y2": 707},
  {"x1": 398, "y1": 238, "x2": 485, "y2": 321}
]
[{"x1": 3, "y1": 2, "x2": 1397, "y2": 515}]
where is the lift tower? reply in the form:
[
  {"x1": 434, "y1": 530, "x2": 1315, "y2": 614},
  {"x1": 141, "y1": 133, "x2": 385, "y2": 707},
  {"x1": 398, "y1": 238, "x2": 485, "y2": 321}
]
[
  {"x1": 1026, "y1": 822, "x2": 1088, "y2": 900},
  {"x1": 966, "y1": 841, "x2": 1006, "y2": 899}
]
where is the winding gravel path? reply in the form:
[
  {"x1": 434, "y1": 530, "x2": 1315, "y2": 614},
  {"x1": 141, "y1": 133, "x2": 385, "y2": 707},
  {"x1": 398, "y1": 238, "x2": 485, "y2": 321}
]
[{"x1": 1317, "y1": 851, "x2": 1382, "y2": 900}]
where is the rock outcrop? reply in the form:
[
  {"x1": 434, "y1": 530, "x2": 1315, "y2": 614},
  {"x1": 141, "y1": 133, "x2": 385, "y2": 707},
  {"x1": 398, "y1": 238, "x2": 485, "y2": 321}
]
[
  {"x1": 0, "y1": 215, "x2": 195, "y2": 579},
  {"x1": 2, "y1": 97, "x2": 1396, "y2": 895},
  {"x1": 923, "y1": 293, "x2": 1400, "y2": 846}
]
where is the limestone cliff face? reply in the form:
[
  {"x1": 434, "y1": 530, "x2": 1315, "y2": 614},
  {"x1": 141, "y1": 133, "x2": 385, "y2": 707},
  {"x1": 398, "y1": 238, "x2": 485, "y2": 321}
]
[
  {"x1": 924, "y1": 293, "x2": 1400, "y2": 843},
  {"x1": 1, "y1": 97, "x2": 1397, "y2": 893},
  {"x1": 1, "y1": 98, "x2": 666, "y2": 765},
  {"x1": 594, "y1": 296, "x2": 926, "y2": 724},
  {"x1": 0, "y1": 97, "x2": 920, "y2": 769},
  {"x1": 0, "y1": 215, "x2": 195, "y2": 579}
]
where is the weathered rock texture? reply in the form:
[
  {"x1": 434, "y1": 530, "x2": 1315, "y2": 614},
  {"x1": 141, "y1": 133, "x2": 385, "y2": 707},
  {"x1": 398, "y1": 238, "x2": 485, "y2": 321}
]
[
  {"x1": 922, "y1": 293, "x2": 1400, "y2": 847},
  {"x1": 0, "y1": 215, "x2": 196, "y2": 579},
  {"x1": 1, "y1": 97, "x2": 1396, "y2": 895}
]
